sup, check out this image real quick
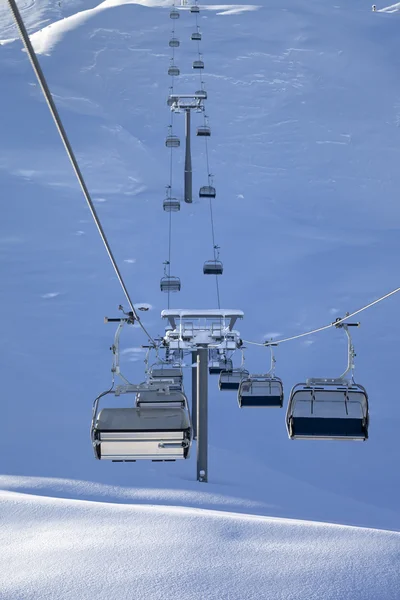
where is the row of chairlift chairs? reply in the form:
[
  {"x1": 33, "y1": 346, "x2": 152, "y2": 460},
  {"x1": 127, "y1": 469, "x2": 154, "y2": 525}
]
[
  {"x1": 91, "y1": 321, "x2": 369, "y2": 465},
  {"x1": 210, "y1": 322, "x2": 369, "y2": 441},
  {"x1": 91, "y1": 325, "x2": 369, "y2": 464},
  {"x1": 163, "y1": 3, "x2": 216, "y2": 290}
]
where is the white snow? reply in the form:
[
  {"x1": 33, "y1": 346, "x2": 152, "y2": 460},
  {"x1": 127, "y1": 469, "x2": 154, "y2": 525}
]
[{"x1": 1, "y1": 488, "x2": 399, "y2": 600}]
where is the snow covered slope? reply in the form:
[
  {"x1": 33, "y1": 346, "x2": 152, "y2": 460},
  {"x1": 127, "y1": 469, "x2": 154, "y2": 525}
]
[
  {"x1": 0, "y1": 0, "x2": 400, "y2": 596},
  {"x1": 1, "y1": 489, "x2": 400, "y2": 600}
]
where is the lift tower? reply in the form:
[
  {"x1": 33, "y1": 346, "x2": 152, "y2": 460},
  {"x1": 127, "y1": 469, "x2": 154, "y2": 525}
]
[
  {"x1": 162, "y1": 309, "x2": 244, "y2": 482},
  {"x1": 168, "y1": 93, "x2": 205, "y2": 203}
]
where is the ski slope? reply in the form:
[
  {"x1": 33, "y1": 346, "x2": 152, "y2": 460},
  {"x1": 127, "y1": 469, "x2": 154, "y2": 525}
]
[
  {"x1": 1, "y1": 488, "x2": 399, "y2": 600},
  {"x1": 1, "y1": 0, "x2": 400, "y2": 597}
]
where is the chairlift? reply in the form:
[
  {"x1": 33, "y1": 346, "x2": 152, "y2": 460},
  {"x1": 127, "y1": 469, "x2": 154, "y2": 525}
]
[
  {"x1": 219, "y1": 368, "x2": 249, "y2": 391},
  {"x1": 163, "y1": 198, "x2": 180, "y2": 212},
  {"x1": 160, "y1": 275, "x2": 181, "y2": 292},
  {"x1": 91, "y1": 395, "x2": 191, "y2": 461},
  {"x1": 203, "y1": 260, "x2": 223, "y2": 275},
  {"x1": 191, "y1": 32, "x2": 202, "y2": 41},
  {"x1": 165, "y1": 135, "x2": 180, "y2": 148},
  {"x1": 209, "y1": 358, "x2": 233, "y2": 375},
  {"x1": 149, "y1": 367, "x2": 183, "y2": 385},
  {"x1": 136, "y1": 387, "x2": 186, "y2": 408},
  {"x1": 197, "y1": 125, "x2": 211, "y2": 137},
  {"x1": 170, "y1": 8, "x2": 179, "y2": 18},
  {"x1": 190, "y1": 4, "x2": 200, "y2": 13},
  {"x1": 199, "y1": 185, "x2": 216, "y2": 198},
  {"x1": 195, "y1": 89, "x2": 207, "y2": 100},
  {"x1": 238, "y1": 376, "x2": 283, "y2": 408},
  {"x1": 238, "y1": 344, "x2": 283, "y2": 408},
  {"x1": 168, "y1": 66, "x2": 180, "y2": 77},
  {"x1": 193, "y1": 60, "x2": 204, "y2": 69},
  {"x1": 286, "y1": 320, "x2": 369, "y2": 440},
  {"x1": 169, "y1": 38, "x2": 180, "y2": 48}
]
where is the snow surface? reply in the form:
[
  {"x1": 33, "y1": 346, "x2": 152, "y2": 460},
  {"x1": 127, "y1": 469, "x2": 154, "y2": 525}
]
[{"x1": 1, "y1": 0, "x2": 400, "y2": 597}]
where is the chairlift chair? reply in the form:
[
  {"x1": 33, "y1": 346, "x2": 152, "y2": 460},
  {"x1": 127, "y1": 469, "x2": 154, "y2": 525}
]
[
  {"x1": 163, "y1": 198, "x2": 180, "y2": 212},
  {"x1": 219, "y1": 368, "x2": 249, "y2": 391},
  {"x1": 238, "y1": 376, "x2": 284, "y2": 408},
  {"x1": 169, "y1": 38, "x2": 180, "y2": 48},
  {"x1": 168, "y1": 66, "x2": 180, "y2": 77},
  {"x1": 160, "y1": 275, "x2": 181, "y2": 292},
  {"x1": 136, "y1": 387, "x2": 186, "y2": 408},
  {"x1": 197, "y1": 125, "x2": 211, "y2": 137},
  {"x1": 286, "y1": 380, "x2": 369, "y2": 440},
  {"x1": 286, "y1": 320, "x2": 369, "y2": 441},
  {"x1": 190, "y1": 4, "x2": 200, "y2": 13},
  {"x1": 191, "y1": 32, "x2": 201, "y2": 41},
  {"x1": 170, "y1": 8, "x2": 179, "y2": 18},
  {"x1": 203, "y1": 260, "x2": 223, "y2": 275},
  {"x1": 92, "y1": 402, "x2": 191, "y2": 461},
  {"x1": 165, "y1": 135, "x2": 180, "y2": 148},
  {"x1": 149, "y1": 367, "x2": 183, "y2": 386},
  {"x1": 193, "y1": 60, "x2": 204, "y2": 69},
  {"x1": 209, "y1": 358, "x2": 233, "y2": 375},
  {"x1": 199, "y1": 185, "x2": 216, "y2": 198},
  {"x1": 195, "y1": 89, "x2": 207, "y2": 100}
]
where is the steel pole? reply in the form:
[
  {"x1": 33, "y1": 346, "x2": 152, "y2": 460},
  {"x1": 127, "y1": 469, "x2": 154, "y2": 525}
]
[
  {"x1": 192, "y1": 350, "x2": 198, "y2": 440},
  {"x1": 196, "y1": 346, "x2": 208, "y2": 482},
  {"x1": 184, "y1": 109, "x2": 192, "y2": 203}
]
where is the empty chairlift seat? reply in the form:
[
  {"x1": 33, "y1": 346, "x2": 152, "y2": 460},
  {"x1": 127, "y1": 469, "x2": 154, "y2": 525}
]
[
  {"x1": 238, "y1": 376, "x2": 284, "y2": 408},
  {"x1": 136, "y1": 388, "x2": 186, "y2": 408},
  {"x1": 170, "y1": 8, "x2": 179, "y2": 18},
  {"x1": 286, "y1": 380, "x2": 369, "y2": 441},
  {"x1": 193, "y1": 60, "x2": 204, "y2": 69},
  {"x1": 203, "y1": 260, "x2": 223, "y2": 275},
  {"x1": 160, "y1": 275, "x2": 181, "y2": 292},
  {"x1": 168, "y1": 66, "x2": 180, "y2": 77},
  {"x1": 209, "y1": 358, "x2": 233, "y2": 375},
  {"x1": 190, "y1": 4, "x2": 200, "y2": 13},
  {"x1": 165, "y1": 135, "x2": 180, "y2": 148},
  {"x1": 195, "y1": 89, "x2": 207, "y2": 100},
  {"x1": 92, "y1": 407, "x2": 191, "y2": 461},
  {"x1": 191, "y1": 32, "x2": 202, "y2": 41},
  {"x1": 197, "y1": 125, "x2": 211, "y2": 137},
  {"x1": 169, "y1": 38, "x2": 180, "y2": 48},
  {"x1": 199, "y1": 185, "x2": 216, "y2": 198},
  {"x1": 163, "y1": 198, "x2": 180, "y2": 212},
  {"x1": 149, "y1": 368, "x2": 183, "y2": 387},
  {"x1": 219, "y1": 369, "x2": 249, "y2": 391}
]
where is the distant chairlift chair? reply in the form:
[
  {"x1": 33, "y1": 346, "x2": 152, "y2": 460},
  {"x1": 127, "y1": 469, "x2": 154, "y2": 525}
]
[
  {"x1": 193, "y1": 60, "x2": 204, "y2": 69},
  {"x1": 199, "y1": 185, "x2": 216, "y2": 198},
  {"x1": 238, "y1": 343, "x2": 283, "y2": 408},
  {"x1": 191, "y1": 31, "x2": 202, "y2": 41},
  {"x1": 195, "y1": 90, "x2": 207, "y2": 100},
  {"x1": 197, "y1": 125, "x2": 211, "y2": 137},
  {"x1": 219, "y1": 351, "x2": 249, "y2": 391},
  {"x1": 168, "y1": 65, "x2": 180, "y2": 77},
  {"x1": 286, "y1": 320, "x2": 369, "y2": 440},
  {"x1": 160, "y1": 261, "x2": 181, "y2": 292},
  {"x1": 163, "y1": 197, "x2": 180, "y2": 212},
  {"x1": 209, "y1": 349, "x2": 233, "y2": 375},
  {"x1": 203, "y1": 260, "x2": 223, "y2": 275}
]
